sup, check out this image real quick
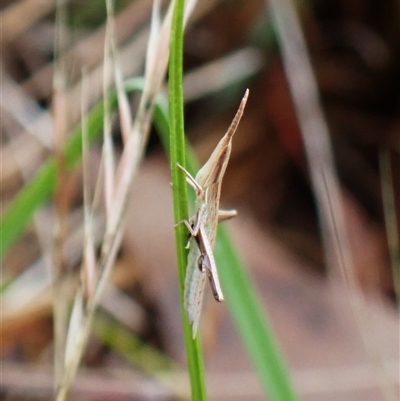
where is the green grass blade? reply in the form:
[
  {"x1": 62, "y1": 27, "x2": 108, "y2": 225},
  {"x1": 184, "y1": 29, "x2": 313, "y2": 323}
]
[
  {"x1": 2, "y1": 67, "x2": 300, "y2": 399},
  {"x1": 136, "y1": 76, "x2": 301, "y2": 399},
  {"x1": 1, "y1": 78, "x2": 141, "y2": 260},
  {"x1": 215, "y1": 229, "x2": 301, "y2": 401},
  {"x1": 168, "y1": 0, "x2": 208, "y2": 400},
  {"x1": 156, "y1": 95, "x2": 300, "y2": 401},
  {"x1": 0, "y1": 98, "x2": 112, "y2": 259},
  {"x1": 154, "y1": 90, "x2": 300, "y2": 401}
]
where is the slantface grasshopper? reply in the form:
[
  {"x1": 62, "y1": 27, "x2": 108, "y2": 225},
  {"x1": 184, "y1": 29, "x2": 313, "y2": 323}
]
[{"x1": 177, "y1": 90, "x2": 249, "y2": 338}]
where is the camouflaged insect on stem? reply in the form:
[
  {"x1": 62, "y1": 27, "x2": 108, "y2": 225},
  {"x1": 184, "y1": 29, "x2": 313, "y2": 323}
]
[{"x1": 177, "y1": 90, "x2": 249, "y2": 338}]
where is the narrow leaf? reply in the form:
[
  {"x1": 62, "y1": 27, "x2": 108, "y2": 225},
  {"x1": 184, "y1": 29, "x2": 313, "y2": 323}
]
[{"x1": 168, "y1": 0, "x2": 208, "y2": 400}]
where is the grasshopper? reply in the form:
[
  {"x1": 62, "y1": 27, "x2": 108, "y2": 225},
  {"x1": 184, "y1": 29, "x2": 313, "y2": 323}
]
[{"x1": 177, "y1": 89, "x2": 249, "y2": 337}]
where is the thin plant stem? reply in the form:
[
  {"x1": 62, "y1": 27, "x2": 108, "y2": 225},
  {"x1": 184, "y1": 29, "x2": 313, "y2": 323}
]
[{"x1": 168, "y1": 0, "x2": 208, "y2": 399}]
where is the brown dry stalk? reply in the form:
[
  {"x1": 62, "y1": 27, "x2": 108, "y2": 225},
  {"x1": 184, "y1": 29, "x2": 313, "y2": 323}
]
[{"x1": 55, "y1": 1, "x2": 199, "y2": 399}]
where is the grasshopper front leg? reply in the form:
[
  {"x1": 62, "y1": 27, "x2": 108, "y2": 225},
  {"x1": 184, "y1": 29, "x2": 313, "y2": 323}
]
[{"x1": 176, "y1": 163, "x2": 204, "y2": 198}]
